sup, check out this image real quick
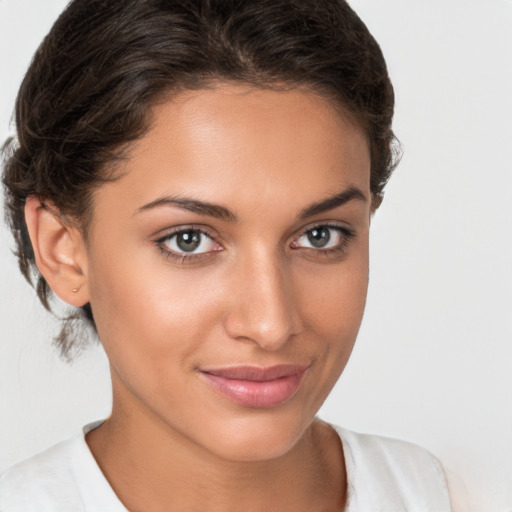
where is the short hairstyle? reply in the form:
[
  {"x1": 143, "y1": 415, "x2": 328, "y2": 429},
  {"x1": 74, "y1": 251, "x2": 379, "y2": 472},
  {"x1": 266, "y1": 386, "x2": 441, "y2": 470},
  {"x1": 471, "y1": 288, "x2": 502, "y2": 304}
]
[{"x1": 2, "y1": 0, "x2": 400, "y2": 355}]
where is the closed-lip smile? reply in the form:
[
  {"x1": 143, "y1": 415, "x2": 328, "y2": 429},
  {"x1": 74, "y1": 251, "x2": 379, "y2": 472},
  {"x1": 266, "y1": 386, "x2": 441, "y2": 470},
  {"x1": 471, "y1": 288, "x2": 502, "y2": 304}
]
[{"x1": 200, "y1": 364, "x2": 309, "y2": 408}]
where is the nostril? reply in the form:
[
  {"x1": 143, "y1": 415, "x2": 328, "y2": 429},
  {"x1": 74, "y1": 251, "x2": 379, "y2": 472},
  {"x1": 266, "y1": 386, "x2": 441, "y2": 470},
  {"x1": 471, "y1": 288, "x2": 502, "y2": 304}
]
[
  {"x1": 222, "y1": 255, "x2": 302, "y2": 349},
  {"x1": 223, "y1": 294, "x2": 301, "y2": 350}
]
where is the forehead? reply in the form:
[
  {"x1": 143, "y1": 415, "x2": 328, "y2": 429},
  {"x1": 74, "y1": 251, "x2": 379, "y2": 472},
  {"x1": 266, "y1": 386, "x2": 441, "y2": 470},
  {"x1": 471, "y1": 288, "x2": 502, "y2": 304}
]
[{"x1": 92, "y1": 84, "x2": 371, "y2": 220}]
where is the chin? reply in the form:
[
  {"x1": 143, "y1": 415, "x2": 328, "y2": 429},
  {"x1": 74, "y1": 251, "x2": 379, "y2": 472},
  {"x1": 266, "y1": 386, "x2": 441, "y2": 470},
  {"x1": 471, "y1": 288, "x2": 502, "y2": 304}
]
[{"x1": 198, "y1": 409, "x2": 315, "y2": 463}]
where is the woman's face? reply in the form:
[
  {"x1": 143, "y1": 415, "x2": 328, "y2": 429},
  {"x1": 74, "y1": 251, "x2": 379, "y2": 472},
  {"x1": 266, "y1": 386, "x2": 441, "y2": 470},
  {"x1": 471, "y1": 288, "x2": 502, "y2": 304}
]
[{"x1": 83, "y1": 84, "x2": 372, "y2": 461}]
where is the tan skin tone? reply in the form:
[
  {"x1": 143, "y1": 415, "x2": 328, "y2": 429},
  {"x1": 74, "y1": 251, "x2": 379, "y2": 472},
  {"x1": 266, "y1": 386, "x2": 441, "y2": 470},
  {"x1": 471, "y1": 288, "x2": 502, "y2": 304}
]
[{"x1": 25, "y1": 84, "x2": 374, "y2": 511}]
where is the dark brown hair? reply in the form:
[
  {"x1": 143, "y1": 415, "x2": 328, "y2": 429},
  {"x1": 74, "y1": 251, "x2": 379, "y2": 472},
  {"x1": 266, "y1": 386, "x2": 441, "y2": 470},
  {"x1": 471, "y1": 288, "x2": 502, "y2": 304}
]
[{"x1": 2, "y1": 0, "x2": 400, "y2": 356}]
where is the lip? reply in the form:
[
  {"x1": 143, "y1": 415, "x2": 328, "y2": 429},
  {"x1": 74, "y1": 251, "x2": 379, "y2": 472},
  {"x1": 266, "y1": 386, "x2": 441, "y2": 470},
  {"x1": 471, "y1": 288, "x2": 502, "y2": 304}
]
[{"x1": 200, "y1": 364, "x2": 309, "y2": 408}]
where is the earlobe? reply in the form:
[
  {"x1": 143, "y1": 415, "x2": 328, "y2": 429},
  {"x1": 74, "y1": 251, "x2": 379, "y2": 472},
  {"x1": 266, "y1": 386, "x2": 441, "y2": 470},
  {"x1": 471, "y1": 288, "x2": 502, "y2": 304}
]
[{"x1": 24, "y1": 196, "x2": 90, "y2": 307}]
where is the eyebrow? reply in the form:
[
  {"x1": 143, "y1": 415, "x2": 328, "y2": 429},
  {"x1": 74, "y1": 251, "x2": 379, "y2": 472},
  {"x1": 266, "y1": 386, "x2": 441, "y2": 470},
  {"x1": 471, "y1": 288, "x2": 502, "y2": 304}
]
[
  {"x1": 297, "y1": 186, "x2": 367, "y2": 219},
  {"x1": 136, "y1": 186, "x2": 367, "y2": 222},
  {"x1": 137, "y1": 196, "x2": 238, "y2": 221}
]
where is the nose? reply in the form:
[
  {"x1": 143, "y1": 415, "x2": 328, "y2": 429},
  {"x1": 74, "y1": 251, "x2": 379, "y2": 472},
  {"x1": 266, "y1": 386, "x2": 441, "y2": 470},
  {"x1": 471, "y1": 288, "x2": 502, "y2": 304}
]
[{"x1": 223, "y1": 250, "x2": 302, "y2": 351}]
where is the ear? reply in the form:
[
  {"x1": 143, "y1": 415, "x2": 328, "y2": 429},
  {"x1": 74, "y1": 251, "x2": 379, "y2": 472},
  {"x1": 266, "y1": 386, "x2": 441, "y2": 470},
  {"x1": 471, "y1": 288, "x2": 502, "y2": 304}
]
[
  {"x1": 369, "y1": 193, "x2": 383, "y2": 219},
  {"x1": 24, "y1": 196, "x2": 90, "y2": 307}
]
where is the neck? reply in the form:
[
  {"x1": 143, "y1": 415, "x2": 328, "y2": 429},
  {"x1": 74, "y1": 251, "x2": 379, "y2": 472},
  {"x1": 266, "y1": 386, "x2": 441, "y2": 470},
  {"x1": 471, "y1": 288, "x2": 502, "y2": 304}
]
[{"x1": 86, "y1": 390, "x2": 346, "y2": 512}]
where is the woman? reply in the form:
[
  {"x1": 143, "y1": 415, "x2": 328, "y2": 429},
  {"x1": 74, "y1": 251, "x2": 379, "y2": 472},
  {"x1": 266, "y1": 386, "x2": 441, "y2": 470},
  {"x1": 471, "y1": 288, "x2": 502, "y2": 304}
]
[{"x1": 0, "y1": 0, "x2": 452, "y2": 510}]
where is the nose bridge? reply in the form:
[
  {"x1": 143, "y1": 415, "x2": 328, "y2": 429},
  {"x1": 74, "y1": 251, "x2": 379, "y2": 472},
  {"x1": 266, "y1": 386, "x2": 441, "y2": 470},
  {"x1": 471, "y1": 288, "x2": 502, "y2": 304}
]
[{"x1": 224, "y1": 246, "x2": 300, "y2": 350}]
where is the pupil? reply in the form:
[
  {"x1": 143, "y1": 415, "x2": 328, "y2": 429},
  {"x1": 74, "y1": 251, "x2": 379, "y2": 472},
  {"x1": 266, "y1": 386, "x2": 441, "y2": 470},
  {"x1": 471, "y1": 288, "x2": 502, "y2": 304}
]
[
  {"x1": 177, "y1": 231, "x2": 201, "y2": 252},
  {"x1": 308, "y1": 227, "x2": 330, "y2": 248}
]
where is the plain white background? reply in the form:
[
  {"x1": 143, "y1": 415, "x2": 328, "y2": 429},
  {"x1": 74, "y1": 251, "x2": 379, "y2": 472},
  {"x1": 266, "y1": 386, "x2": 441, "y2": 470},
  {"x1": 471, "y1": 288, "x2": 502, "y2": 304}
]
[{"x1": 1, "y1": 1, "x2": 511, "y2": 510}]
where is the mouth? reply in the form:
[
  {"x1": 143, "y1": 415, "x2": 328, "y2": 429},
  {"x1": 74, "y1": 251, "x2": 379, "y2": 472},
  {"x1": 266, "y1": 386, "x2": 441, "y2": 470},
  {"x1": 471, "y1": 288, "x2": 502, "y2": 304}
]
[{"x1": 199, "y1": 364, "x2": 309, "y2": 408}]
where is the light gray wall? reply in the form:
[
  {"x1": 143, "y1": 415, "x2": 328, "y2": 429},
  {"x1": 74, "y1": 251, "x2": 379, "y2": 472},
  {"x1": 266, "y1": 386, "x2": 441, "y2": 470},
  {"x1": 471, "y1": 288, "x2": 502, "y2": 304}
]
[{"x1": 1, "y1": 1, "x2": 511, "y2": 510}]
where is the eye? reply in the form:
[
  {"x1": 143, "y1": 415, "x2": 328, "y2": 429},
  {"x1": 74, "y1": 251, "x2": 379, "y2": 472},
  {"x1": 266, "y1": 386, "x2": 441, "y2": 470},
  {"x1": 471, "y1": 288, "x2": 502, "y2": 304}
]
[
  {"x1": 155, "y1": 227, "x2": 221, "y2": 259},
  {"x1": 291, "y1": 224, "x2": 355, "y2": 254}
]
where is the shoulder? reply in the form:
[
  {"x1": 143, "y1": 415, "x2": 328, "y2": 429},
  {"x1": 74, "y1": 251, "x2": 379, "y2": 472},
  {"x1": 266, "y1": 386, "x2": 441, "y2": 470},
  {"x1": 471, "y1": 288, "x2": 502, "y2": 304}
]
[
  {"x1": 332, "y1": 425, "x2": 452, "y2": 511},
  {"x1": 0, "y1": 437, "x2": 83, "y2": 512}
]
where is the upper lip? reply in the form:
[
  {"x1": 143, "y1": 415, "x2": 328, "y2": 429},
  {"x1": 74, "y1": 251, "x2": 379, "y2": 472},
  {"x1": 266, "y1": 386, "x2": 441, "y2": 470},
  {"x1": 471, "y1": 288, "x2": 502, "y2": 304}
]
[{"x1": 201, "y1": 364, "x2": 309, "y2": 382}]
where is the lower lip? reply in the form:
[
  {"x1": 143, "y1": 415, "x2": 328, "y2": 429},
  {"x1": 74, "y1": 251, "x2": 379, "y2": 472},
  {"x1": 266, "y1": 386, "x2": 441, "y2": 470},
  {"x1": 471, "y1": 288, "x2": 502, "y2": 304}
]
[{"x1": 201, "y1": 371, "x2": 306, "y2": 408}]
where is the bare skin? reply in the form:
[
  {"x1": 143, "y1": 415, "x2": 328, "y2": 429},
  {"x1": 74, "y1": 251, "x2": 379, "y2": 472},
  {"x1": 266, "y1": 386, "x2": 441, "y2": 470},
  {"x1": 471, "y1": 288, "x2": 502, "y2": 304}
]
[
  {"x1": 26, "y1": 84, "x2": 373, "y2": 511},
  {"x1": 88, "y1": 416, "x2": 345, "y2": 511}
]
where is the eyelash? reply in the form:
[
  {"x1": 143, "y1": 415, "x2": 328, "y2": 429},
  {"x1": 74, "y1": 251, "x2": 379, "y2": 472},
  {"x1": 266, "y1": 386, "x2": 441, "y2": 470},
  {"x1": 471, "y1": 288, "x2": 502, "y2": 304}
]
[
  {"x1": 153, "y1": 223, "x2": 356, "y2": 264},
  {"x1": 293, "y1": 223, "x2": 356, "y2": 259},
  {"x1": 154, "y1": 226, "x2": 219, "y2": 264}
]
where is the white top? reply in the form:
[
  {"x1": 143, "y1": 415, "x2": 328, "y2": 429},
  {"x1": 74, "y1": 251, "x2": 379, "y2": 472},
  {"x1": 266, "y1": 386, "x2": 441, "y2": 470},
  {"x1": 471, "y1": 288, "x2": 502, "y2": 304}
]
[{"x1": 0, "y1": 421, "x2": 452, "y2": 511}]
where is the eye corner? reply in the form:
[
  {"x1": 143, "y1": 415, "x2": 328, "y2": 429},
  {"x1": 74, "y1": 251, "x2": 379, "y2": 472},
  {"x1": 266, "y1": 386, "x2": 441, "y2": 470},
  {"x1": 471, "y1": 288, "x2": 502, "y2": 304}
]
[
  {"x1": 153, "y1": 226, "x2": 223, "y2": 264},
  {"x1": 290, "y1": 223, "x2": 356, "y2": 259}
]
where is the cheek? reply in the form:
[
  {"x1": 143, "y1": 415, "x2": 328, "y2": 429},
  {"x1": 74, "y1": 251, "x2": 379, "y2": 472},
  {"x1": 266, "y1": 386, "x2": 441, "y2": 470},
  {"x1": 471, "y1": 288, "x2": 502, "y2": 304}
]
[
  {"x1": 296, "y1": 241, "x2": 369, "y2": 379},
  {"x1": 87, "y1": 260, "x2": 228, "y2": 423},
  {"x1": 86, "y1": 241, "x2": 222, "y2": 378},
  {"x1": 299, "y1": 242, "x2": 369, "y2": 336},
  {"x1": 86, "y1": 227, "x2": 368, "y2": 399},
  {"x1": 88, "y1": 228, "x2": 369, "y2": 358}
]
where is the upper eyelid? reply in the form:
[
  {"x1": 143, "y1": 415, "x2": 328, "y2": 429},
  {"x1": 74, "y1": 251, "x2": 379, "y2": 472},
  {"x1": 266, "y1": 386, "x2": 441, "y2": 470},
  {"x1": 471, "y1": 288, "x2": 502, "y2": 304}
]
[
  {"x1": 153, "y1": 227, "x2": 219, "y2": 258},
  {"x1": 154, "y1": 227, "x2": 220, "y2": 261},
  {"x1": 293, "y1": 221, "x2": 355, "y2": 239},
  {"x1": 301, "y1": 221, "x2": 352, "y2": 231},
  {"x1": 292, "y1": 224, "x2": 354, "y2": 244},
  {"x1": 154, "y1": 224, "x2": 217, "y2": 242},
  {"x1": 153, "y1": 222, "x2": 355, "y2": 249}
]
